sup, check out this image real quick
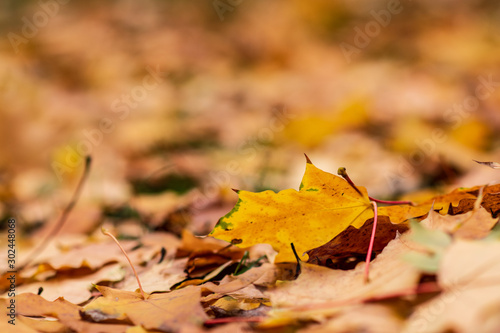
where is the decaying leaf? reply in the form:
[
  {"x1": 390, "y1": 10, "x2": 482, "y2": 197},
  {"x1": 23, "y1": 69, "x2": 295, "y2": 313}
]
[{"x1": 210, "y1": 159, "x2": 429, "y2": 262}]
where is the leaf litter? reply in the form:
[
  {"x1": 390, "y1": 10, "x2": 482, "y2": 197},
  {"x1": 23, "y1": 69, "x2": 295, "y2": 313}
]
[{"x1": 4, "y1": 158, "x2": 500, "y2": 332}]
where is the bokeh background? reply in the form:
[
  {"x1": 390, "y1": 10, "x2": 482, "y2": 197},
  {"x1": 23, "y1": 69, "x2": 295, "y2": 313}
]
[{"x1": 1, "y1": 0, "x2": 500, "y2": 237}]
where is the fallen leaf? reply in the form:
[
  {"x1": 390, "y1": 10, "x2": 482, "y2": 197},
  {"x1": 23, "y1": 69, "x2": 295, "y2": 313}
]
[
  {"x1": 419, "y1": 183, "x2": 500, "y2": 216},
  {"x1": 178, "y1": 230, "x2": 245, "y2": 258},
  {"x1": 9, "y1": 293, "x2": 129, "y2": 333},
  {"x1": 422, "y1": 206, "x2": 499, "y2": 240},
  {"x1": 5, "y1": 263, "x2": 125, "y2": 304},
  {"x1": 297, "y1": 304, "x2": 404, "y2": 333},
  {"x1": 120, "y1": 258, "x2": 187, "y2": 293},
  {"x1": 37, "y1": 239, "x2": 138, "y2": 271},
  {"x1": 0, "y1": 298, "x2": 38, "y2": 333},
  {"x1": 209, "y1": 296, "x2": 270, "y2": 318},
  {"x1": 210, "y1": 159, "x2": 428, "y2": 262},
  {"x1": 307, "y1": 216, "x2": 409, "y2": 269},
  {"x1": 403, "y1": 240, "x2": 500, "y2": 333},
  {"x1": 16, "y1": 293, "x2": 81, "y2": 321},
  {"x1": 203, "y1": 264, "x2": 271, "y2": 294},
  {"x1": 268, "y1": 236, "x2": 421, "y2": 309},
  {"x1": 83, "y1": 285, "x2": 208, "y2": 332}
]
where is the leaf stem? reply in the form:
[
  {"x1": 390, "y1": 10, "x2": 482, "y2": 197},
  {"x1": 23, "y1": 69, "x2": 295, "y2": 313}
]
[
  {"x1": 337, "y1": 167, "x2": 363, "y2": 196},
  {"x1": 102, "y1": 228, "x2": 148, "y2": 300},
  {"x1": 364, "y1": 201, "x2": 378, "y2": 283}
]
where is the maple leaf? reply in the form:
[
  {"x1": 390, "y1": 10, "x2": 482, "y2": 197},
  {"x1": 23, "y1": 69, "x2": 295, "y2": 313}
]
[
  {"x1": 263, "y1": 236, "x2": 421, "y2": 327},
  {"x1": 210, "y1": 158, "x2": 429, "y2": 262},
  {"x1": 82, "y1": 285, "x2": 208, "y2": 332},
  {"x1": 10, "y1": 293, "x2": 134, "y2": 332}
]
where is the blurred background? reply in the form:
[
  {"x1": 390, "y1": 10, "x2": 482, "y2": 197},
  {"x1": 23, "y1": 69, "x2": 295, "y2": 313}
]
[{"x1": 1, "y1": 0, "x2": 499, "y2": 238}]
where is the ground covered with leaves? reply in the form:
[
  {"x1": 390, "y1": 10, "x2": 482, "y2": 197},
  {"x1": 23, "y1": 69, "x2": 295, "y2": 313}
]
[{"x1": 1, "y1": 1, "x2": 500, "y2": 332}]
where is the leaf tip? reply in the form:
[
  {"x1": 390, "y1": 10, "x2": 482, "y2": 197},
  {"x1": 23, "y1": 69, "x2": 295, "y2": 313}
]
[
  {"x1": 304, "y1": 153, "x2": 312, "y2": 164},
  {"x1": 231, "y1": 188, "x2": 240, "y2": 194}
]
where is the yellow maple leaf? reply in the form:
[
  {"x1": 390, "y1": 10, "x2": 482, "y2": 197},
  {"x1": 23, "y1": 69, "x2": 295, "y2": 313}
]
[{"x1": 210, "y1": 159, "x2": 429, "y2": 262}]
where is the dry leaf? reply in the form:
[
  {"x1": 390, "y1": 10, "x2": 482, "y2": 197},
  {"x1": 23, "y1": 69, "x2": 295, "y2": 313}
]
[
  {"x1": 83, "y1": 285, "x2": 208, "y2": 331},
  {"x1": 404, "y1": 240, "x2": 500, "y2": 333},
  {"x1": 297, "y1": 304, "x2": 404, "y2": 333},
  {"x1": 422, "y1": 206, "x2": 499, "y2": 240},
  {"x1": 307, "y1": 216, "x2": 409, "y2": 269},
  {"x1": 7, "y1": 263, "x2": 124, "y2": 304}
]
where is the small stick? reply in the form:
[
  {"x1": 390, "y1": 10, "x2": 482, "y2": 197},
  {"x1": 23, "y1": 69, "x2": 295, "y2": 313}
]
[
  {"x1": 18, "y1": 156, "x2": 92, "y2": 271},
  {"x1": 364, "y1": 201, "x2": 378, "y2": 283},
  {"x1": 102, "y1": 227, "x2": 148, "y2": 300}
]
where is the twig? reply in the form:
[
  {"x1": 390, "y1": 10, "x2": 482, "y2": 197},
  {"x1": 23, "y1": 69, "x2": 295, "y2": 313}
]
[{"x1": 18, "y1": 156, "x2": 92, "y2": 271}]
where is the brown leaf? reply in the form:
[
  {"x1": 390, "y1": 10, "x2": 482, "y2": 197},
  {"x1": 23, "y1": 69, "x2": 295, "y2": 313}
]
[
  {"x1": 307, "y1": 216, "x2": 409, "y2": 269},
  {"x1": 297, "y1": 304, "x2": 404, "y2": 333},
  {"x1": 446, "y1": 191, "x2": 500, "y2": 217},
  {"x1": 9, "y1": 293, "x2": 130, "y2": 333},
  {"x1": 268, "y1": 235, "x2": 421, "y2": 309},
  {"x1": 16, "y1": 293, "x2": 81, "y2": 322},
  {"x1": 83, "y1": 285, "x2": 208, "y2": 332},
  {"x1": 6, "y1": 263, "x2": 124, "y2": 304},
  {"x1": 203, "y1": 264, "x2": 271, "y2": 295},
  {"x1": 422, "y1": 207, "x2": 499, "y2": 240},
  {"x1": 36, "y1": 240, "x2": 138, "y2": 271},
  {"x1": 120, "y1": 258, "x2": 188, "y2": 293}
]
